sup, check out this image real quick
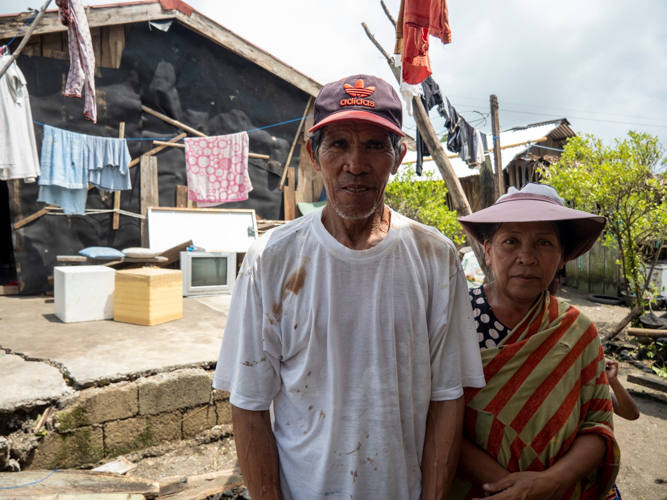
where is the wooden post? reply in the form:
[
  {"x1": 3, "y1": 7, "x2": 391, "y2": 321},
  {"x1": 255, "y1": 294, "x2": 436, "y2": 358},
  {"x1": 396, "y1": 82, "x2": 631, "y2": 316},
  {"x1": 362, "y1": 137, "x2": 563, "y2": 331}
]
[
  {"x1": 140, "y1": 156, "x2": 159, "y2": 248},
  {"x1": 490, "y1": 95, "x2": 505, "y2": 198},
  {"x1": 0, "y1": 0, "x2": 53, "y2": 79},
  {"x1": 361, "y1": 20, "x2": 492, "y2": 279},
  {"x1": 283, "y1": 167, "x2": 296, "y2": 221},
  {"x1": 112, "y1": 122, "x2": 125, "y2": 230},
  {"x1": 176, "y1": 185, "x2": 188, "y2": 208},
  {"x1": 279, "y1": 96, "x2": 313, "y2": 191},
  {"x1": 478, "y1": 156, "x2": 494, "y2": 210}
]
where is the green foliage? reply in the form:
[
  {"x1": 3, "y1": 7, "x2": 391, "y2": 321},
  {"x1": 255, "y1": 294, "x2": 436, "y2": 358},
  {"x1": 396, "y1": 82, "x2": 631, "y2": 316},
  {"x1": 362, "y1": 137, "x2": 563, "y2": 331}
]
[
  {"x1": 543, "y1": 131, "x2": 667, "y2": 310},
  {"x1": 385, "y1": 167, "x2": 466, "y2": 246}
]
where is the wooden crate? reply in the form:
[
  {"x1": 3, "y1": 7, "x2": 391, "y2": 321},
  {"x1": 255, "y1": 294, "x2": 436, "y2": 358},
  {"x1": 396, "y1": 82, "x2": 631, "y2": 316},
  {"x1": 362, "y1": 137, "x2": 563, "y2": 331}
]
[{"x1": 114, "y1": 268, "x2": 183, "y2": 326}]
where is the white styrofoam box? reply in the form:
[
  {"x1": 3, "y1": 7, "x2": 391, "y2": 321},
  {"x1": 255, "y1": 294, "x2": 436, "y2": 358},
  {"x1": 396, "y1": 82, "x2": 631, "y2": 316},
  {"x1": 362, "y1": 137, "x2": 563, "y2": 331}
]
[{"x1": 54, "y1": 266, "x2": 115, "y2": 323}]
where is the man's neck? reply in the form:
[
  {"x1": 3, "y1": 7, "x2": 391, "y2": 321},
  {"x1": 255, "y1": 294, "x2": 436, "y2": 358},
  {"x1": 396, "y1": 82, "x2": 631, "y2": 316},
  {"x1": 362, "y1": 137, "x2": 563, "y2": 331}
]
[{"x1": 321, "y1": 204, "x2": 392, "y2": 251}]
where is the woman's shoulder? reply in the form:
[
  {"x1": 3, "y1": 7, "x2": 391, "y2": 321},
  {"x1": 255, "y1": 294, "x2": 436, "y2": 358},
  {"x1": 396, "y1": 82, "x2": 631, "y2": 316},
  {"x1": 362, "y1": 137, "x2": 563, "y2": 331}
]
[{"x1": 550, "y1": 295, "x2": 601, "y2": 346}]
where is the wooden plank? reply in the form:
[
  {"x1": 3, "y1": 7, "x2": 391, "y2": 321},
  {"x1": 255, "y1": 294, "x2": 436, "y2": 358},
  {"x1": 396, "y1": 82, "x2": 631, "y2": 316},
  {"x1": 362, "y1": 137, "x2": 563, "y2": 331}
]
[
  {"x1": 0, "y1": 470, "x2": 159, "y2": 498},
  {"x1": 0, "y1": 285, "x2": 19, "y2": 295},
  {"x1": 13, "y1": 206, "x2": 56, "y2": 230},
  {"x1": 108, "y1": 24, "x2": 125, "y2": 68},
  {"x1": 279, "y1": 96, "x2": 313, "y2": 190},
  {"x1": 176, "y1": 185, "x2": 188, "y2": 208},
  {"x1": 11, "y1": 495, "x2": 145, "y2": 500},
  {"x1": 56, "y1": 256, "x2": 168, "y2": 263},
  {"x1": 159, "y1": 469, "x2": 243, "y2": 500},
  {"x1": 295, "y1": 135, "x2": 314, "y2": 206},
  {"x1": 627, "y1": 374, "x2": 667, "y2": 394},
  {"x1": 283, "y1": 167, "x2": 296, "y2": 221},
  {"x1": 40, "y1": 31, "x2": 62, "y2": 53},
  {"x1": 152, "y1": 141, "x2": 270, "y2": 159},
  {"x1": 113, "y1": 122, "x2": 125, "y2": 230},
  {"x1": 100, "y1": 26, "x2": 113, "y2": 68},
  {"x1": 588, "y1": 240, "x2": 605, "y2": 294},
  {"x1": 627, "y1": 327, "x2": 667, "y2": 340},
  {"x1": 90, "y1": 27, "x2": 102, "y2": 70},
  {"x1": 156, "y1": 240, "x2": 192, "y2": 268},
  {"x1": 140, "y1": 156, "x2": 159, "y2": 248},
  {"x1": 128, "y1": 133, "x2": 187, "y2": 169},
  {"x1": 142, "y1": 106, "x2": 204, "y2": 137}
]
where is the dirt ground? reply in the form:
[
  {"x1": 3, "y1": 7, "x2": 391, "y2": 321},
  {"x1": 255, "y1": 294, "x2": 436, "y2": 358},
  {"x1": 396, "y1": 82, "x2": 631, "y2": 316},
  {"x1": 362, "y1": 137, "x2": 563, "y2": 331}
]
[{"x1": 116, "y1": 288, "x2": 667, "y2": 499}]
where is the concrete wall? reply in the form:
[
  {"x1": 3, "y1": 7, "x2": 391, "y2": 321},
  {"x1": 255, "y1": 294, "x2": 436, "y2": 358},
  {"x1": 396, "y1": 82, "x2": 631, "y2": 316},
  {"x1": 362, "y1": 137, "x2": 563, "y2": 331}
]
[{"x1": 4, "y1": 368, "x2": 231, "y2": 470}]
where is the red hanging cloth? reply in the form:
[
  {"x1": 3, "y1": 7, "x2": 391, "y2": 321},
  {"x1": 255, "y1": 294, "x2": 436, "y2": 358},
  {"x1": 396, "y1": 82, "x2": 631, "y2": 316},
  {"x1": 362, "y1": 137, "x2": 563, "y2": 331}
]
[{"x1": 395, "y1": 0, "x2": 451, "y2": 85}]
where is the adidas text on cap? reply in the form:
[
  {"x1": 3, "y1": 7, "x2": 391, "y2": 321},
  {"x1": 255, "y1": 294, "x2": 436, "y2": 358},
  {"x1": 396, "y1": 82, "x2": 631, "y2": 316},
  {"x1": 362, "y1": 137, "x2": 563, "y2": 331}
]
[{"x1": 308, "y1": 75, "x2": 405, "y2": 137}]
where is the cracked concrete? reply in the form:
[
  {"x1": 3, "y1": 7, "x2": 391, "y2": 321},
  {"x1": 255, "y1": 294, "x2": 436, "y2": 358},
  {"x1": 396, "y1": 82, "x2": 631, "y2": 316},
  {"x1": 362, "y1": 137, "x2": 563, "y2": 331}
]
[
  {"x1": 0, "y1": 295, "x2": 231, "y2": 410},
  {"x1": 0, "y1": 353, "x2": 73, "y2": 411}
]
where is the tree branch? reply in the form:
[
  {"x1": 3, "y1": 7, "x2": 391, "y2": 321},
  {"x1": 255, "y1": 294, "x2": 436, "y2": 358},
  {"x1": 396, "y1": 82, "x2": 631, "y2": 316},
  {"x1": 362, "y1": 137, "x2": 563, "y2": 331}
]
[
  {"x1": 381, "y1": 0, "x2": 397, "y2": 28},
  {"x1": 361, "y1": 22, "x2": 396, "y2": 69}
]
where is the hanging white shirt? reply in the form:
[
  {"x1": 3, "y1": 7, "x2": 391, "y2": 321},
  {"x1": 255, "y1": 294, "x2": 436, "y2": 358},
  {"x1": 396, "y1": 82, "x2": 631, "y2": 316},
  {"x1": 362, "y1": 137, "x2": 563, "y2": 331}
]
[
  {"x1": 0, "y1": 55, "x2": 40, "y2": 182},
  {"x1": 213, "y1": 208, "x2": 485, "y2": 500}
]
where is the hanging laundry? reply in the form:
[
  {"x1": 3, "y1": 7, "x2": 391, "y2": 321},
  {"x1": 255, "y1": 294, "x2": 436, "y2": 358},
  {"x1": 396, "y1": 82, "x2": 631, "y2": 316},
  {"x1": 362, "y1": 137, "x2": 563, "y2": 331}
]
[
  {"x1": 0, "y1": 54, "x2": 40, "y2": 182},
  {"x1": 86, "y1": 136, "x2": 132, "y2": 190},
  {"x1": 38, "y1": 125, "x2": 89, "y2": 215},
  {"x1": 394, "y1": 55, "x2": 423, "y2": 117},
  {"x1": 394, "y1": 0, "x2": 452, "y2": 85},
  {"x1": 415, "y1": 128, "x2": 429, "y2": 176},
  {"x1": 184, "y1": 132, "x2": 253, "y2": 206},
  {"x1": 467, "y1": 129, "x2": 485, "y2": 168},
  {"x1": 56, "y1": 0, "x2": 97, "y2": 122},
  {"x1": 442, "y1": 98, "x2": 469, "y2": 163},
  {"x1": 421, "y1": 76, "x2": 444, "y2": 111}
]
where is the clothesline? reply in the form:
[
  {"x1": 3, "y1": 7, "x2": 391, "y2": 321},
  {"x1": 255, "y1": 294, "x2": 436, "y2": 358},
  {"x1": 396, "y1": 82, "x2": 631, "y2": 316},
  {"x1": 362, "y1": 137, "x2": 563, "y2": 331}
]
[
  {"x1": 31, "y1": 114, "x2": 315, "y2": 141},
  {"x1": 45, "y1": 207, "x2": 145, "y2": 219}
]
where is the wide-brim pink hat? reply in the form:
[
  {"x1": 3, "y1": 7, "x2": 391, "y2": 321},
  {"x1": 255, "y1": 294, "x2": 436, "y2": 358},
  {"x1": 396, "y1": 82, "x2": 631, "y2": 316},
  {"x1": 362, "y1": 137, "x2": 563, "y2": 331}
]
[{"x1": 458, "y1": 183, "x2": 606, "y2": 262}]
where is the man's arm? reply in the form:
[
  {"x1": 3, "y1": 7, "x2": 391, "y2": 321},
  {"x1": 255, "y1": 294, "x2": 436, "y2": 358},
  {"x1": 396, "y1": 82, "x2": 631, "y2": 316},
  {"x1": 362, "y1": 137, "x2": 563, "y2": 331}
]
[
  {"x1": 421, "y1": 396, "x2": 465, "y2": 500},
  {"x1": 232, "y1": 405, "x2": 281, "y2": 500}
]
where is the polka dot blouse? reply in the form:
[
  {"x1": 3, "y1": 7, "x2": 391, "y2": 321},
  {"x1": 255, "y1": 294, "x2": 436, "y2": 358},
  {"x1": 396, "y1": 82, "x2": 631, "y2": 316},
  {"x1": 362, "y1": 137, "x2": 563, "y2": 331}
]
[{"x1": 469, "y1": 286, "x2": 510, "y2": 350}]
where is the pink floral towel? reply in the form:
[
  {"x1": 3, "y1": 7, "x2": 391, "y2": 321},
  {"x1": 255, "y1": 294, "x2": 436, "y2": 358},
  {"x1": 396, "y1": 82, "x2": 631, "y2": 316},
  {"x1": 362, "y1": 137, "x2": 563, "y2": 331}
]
[{"x1": 184, "y1": 132, "x2": 253, "y2": 205}]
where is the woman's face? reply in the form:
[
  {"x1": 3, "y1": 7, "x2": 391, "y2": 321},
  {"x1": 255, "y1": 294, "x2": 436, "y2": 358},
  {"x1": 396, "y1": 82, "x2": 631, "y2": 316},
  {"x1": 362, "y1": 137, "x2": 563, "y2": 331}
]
[{"x1": 484, "y1": 221, "x2": 565, "y2": 303}]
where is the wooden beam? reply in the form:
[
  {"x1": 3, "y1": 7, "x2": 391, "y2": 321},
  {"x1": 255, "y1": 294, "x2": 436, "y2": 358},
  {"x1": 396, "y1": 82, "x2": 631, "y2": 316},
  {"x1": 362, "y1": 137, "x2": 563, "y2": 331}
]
[
  {"x1": 152, "y1": 140, "x2": 270, "y2": 160},
  {"x1": 283, "y1": 167, "x2": 296, "y2": 221},
  {"x1": 0, "y1": 3, "x2": 172, "y2": 39},
  {"x1": 13, "y1": 206, "x2": 56, "y2": 230},
  {"x1": 0, "y1": 285, "x2": 19, "y2": 295},
  {"x1": 626, "y1": 327, "x2": 667, "y2": 340},
  {"x1": 605, "y1": 305, "x2": 643, "y2": 341},
  {"x1": 627, "y1": 374, "x2": 667, "y2": 394},
  {"x1": 176, "y1": 185, "x2": 188, "y2": 208},
  {"x1": 112, "y1": 122, "x2": 125, "y2": 230},
  {"x1": 156, "y1": 240, "x2": 193, "y2": 268},
  {"x1": 490, "y1": 95, "x2": 505, "y2": 198},
  {"x1": 0, "y1": 470, "x2": 159, "y2": 498},
  {"x1": 0, "y1": 0, "x2": 54, "y2": 80},
  {"x1": 140, "y1": 156, "x2": 159, "y2": 248},
  {"x1": 142, "y1": 105, "x2": 204, "y2": 137},
  {"x1": 128, "y1": 133, "x2": 187, "y2": 168},
  {"x1": 57, "y1": 255, "x2": 168, "y2": 264},
  {"x1": 279, "y1": 96, "x2": 313, "y2": 191}
]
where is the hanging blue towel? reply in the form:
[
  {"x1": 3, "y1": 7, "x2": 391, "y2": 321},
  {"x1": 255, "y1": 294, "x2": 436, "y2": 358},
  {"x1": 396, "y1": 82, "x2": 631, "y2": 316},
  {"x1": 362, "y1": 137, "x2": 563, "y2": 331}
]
[
  {"x1": 87, "y1": 135, "x2": 132, "y2": 191},
  {"x1": 38, "y1": 125, "x2": 89, "y2": 215}
]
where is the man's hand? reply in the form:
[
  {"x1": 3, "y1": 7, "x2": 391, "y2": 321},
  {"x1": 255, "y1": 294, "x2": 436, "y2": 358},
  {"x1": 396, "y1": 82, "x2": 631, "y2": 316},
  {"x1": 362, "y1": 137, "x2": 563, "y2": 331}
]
[
  {"x1": 605, "y1": 358, "x2": 618, "y2": 382},
  {"x1": 473, "y1": 471, "x2": 563, "y2": 500}
]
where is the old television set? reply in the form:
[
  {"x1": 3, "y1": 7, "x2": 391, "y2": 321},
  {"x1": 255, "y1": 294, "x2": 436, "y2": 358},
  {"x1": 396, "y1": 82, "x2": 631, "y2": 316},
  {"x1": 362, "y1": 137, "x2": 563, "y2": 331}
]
[{"x1": 180, "y1": 251, "x2": 237, "y2": 297}]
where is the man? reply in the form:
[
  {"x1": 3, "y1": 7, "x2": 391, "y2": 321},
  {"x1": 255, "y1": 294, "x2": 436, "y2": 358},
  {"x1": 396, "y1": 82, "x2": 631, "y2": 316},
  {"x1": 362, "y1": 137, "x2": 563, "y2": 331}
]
[{"x1": 213, "y1": 74, "x2": 485, "y2": 500}]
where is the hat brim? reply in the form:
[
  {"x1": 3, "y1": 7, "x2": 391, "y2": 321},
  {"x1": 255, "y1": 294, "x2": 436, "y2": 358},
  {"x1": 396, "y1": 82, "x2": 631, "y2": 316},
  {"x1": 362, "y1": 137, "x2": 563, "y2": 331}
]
[
  {"x1": 307, "y1": 110, "x2": 406, "y2": 137},
  {"x1": 458, "y1": 195, "x2": 606, "y2": 262}
]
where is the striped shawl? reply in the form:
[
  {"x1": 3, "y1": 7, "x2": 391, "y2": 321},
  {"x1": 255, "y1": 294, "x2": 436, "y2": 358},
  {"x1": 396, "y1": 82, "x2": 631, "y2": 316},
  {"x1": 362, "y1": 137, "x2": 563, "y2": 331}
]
[{"x1": 452, "y1": 292, "x2": 620, "y2": 500}]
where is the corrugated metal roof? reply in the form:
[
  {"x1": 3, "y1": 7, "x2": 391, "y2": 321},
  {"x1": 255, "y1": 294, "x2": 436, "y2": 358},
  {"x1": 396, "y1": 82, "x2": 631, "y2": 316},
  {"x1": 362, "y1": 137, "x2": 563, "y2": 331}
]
[{"x1": 402, "y1": 118, "x2": 575, "y2": 180}]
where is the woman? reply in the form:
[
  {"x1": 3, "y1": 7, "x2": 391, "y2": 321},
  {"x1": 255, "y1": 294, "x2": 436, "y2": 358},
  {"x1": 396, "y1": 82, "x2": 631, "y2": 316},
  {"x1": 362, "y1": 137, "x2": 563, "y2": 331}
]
[{"x1": 452, "y1": 184, "x2": 620, "y2": 500}]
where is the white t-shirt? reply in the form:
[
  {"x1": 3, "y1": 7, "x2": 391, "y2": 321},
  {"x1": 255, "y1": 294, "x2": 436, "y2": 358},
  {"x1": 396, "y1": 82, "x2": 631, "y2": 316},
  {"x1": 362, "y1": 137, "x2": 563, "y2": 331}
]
[
  {"x1": 0, "y1": 56, "x2": 40, "y2": 182},
  {"x1": 213, "y1": 209, "x2": 485, "y2": 500}
]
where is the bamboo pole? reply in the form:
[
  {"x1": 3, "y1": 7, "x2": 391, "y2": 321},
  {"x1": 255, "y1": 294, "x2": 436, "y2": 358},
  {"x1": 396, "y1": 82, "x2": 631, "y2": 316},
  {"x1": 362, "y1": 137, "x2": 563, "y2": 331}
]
[{"x1": 0, "y1": 0, "x2": 53, "y2": 80}]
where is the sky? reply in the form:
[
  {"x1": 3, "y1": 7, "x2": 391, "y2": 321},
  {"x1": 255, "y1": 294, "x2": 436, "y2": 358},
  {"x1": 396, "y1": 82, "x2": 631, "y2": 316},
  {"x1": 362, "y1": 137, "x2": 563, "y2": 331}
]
[{"x1": 3, "y1": 0, "x2": 667, "y2": 159}]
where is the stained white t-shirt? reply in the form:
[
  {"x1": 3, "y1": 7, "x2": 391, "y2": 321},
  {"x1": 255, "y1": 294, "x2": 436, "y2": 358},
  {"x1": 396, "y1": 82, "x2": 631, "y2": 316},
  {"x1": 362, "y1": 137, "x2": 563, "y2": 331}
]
[{"x1": 213, "y1": 208, "x2": 485, "y2": 500}]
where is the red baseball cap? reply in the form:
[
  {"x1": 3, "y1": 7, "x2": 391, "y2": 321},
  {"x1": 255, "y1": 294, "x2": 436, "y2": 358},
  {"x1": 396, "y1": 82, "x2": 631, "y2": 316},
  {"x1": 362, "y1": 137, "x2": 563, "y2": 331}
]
[{"x1": 308, "y1": 75, "x2": 405, "y2": 137}]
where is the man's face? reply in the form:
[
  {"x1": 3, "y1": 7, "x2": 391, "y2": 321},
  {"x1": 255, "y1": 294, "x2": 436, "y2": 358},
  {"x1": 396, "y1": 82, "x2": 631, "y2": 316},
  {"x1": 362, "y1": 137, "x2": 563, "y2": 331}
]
[{"x1": 307, "y1": 121, "x2": 406, "y2": 220}]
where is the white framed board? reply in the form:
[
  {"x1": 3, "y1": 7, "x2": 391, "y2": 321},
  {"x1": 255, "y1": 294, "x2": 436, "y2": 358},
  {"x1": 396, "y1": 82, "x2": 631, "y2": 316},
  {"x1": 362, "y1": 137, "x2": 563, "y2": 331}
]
[{"x1": 147, "y1": 207, "x2": 258, "y2": 253}]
